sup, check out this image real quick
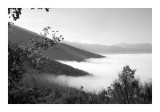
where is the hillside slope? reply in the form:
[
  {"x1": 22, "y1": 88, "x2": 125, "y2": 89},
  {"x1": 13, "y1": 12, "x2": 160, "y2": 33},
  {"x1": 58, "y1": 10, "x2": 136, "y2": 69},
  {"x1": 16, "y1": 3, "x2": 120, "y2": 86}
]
[{"x1": 8, "y1": 25, "x2": 105, "y2": 61}]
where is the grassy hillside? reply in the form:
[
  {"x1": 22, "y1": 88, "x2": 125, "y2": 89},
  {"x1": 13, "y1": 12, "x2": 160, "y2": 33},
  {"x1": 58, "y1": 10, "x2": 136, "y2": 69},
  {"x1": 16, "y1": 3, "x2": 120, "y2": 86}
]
[
  {"x1": 8, "y1": 41, "x2": 89, "y2": 77},
  {"x1": 30, "y1": 57, "x2": 90, "y2": 76},
  {"x1": 8, "y1": 25, "x2": 105, "y2": 61}
]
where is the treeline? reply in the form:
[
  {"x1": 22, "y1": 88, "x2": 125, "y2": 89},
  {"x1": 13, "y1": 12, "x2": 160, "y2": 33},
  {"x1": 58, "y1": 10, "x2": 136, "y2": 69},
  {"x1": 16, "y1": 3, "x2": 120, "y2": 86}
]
[{"x1": 8, "y1": 42, "x2": 152, "y2": 104}]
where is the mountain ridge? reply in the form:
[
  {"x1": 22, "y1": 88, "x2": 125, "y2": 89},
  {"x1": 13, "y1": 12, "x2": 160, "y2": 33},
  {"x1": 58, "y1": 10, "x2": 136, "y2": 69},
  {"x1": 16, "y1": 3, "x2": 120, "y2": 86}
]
[
  {"x1": 8, "y1": 24, "x2": 105, "y2": 61},
  {"x1": 63, "y1": 41, "x2": 152, "y2": 54}
]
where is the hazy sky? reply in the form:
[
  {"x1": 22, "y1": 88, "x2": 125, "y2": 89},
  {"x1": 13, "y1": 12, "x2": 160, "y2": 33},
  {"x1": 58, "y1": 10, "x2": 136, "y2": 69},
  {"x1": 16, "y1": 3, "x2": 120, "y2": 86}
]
[{"x1": 14, "y1": 8, "x2": 152, "y2": 45}]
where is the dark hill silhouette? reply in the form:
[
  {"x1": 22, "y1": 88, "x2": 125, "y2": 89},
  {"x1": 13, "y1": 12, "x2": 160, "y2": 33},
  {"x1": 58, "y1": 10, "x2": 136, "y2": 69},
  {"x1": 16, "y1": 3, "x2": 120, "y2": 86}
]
[{"x1": 8, "y1": 25, "x2": 105, "y2": 61}]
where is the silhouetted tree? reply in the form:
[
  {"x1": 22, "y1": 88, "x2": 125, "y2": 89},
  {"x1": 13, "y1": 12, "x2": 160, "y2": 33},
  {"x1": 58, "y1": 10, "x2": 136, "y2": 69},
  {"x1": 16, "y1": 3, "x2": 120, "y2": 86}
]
[
  {"x1": 106, "y1": 65, "x2": 152, "y2": 104},
  {"x1": 8, "y1": 8, "x2": 50, "y2": 21}
]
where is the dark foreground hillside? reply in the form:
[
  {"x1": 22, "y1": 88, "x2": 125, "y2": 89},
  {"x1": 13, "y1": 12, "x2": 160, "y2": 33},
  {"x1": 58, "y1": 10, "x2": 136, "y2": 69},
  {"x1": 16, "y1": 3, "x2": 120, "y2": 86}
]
[{"x1": 8, "y1": 42, "x2": 152, "y2": 104}]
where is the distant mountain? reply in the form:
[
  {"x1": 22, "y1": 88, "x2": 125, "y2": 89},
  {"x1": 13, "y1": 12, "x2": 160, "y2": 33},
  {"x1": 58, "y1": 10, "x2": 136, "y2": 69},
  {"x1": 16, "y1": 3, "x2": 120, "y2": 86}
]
[
  {"x1": 8, "y1": 25, "x2": 105, "y2": 61},
  {"x1": 63, "y1": 41, "x2": 152, "y2": 54},
  {"x1": 114, "y1": 43, "x2": 152, "y2": 51}
]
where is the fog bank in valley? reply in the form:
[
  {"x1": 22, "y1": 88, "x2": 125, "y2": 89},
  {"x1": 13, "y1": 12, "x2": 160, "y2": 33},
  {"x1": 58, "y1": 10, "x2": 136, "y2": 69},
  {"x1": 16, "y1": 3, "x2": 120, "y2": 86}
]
[{"x1": 48, "y1": 54, "x2": 152, "y2": 93}]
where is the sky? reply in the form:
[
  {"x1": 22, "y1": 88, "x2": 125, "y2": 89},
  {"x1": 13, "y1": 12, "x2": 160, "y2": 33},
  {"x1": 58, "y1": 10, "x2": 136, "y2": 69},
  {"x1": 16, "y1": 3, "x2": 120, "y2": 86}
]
[{"x1": 13, "y1": 8, "x2": 152, "y2": 45}]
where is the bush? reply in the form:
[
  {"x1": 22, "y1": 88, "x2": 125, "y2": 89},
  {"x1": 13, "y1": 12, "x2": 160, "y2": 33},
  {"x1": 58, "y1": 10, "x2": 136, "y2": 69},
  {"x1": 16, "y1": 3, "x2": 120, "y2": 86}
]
[{"x1": 106, "y1": 65, "x2": 152, "y2": 104}]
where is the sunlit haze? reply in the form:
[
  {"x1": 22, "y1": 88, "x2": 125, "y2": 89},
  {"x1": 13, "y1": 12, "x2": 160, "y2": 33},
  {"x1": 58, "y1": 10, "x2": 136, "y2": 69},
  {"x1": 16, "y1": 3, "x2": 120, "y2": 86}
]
[{"x1": 14, "y1": 8, "x2": 152, "y2": 45}]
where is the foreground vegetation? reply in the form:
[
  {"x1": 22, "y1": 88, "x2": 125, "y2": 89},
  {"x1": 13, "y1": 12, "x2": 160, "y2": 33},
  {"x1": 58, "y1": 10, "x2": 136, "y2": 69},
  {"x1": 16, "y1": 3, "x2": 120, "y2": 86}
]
[{"x1": 8, "y1": 42, "x2": 152, "y2": 104}]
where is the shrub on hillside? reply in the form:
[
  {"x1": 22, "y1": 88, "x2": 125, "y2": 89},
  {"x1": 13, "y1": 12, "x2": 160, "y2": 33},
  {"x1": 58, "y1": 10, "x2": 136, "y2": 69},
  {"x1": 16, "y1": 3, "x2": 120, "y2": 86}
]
[{"x1": 106, "y1": 65, "x2": 152, "y2": 104}]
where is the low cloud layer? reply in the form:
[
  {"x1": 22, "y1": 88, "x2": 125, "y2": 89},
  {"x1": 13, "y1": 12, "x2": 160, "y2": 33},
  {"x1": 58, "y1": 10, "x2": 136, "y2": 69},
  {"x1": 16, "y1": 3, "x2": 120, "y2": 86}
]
[{"x1": 47, "y1": 54, "x2": 152, "y2": 93}]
